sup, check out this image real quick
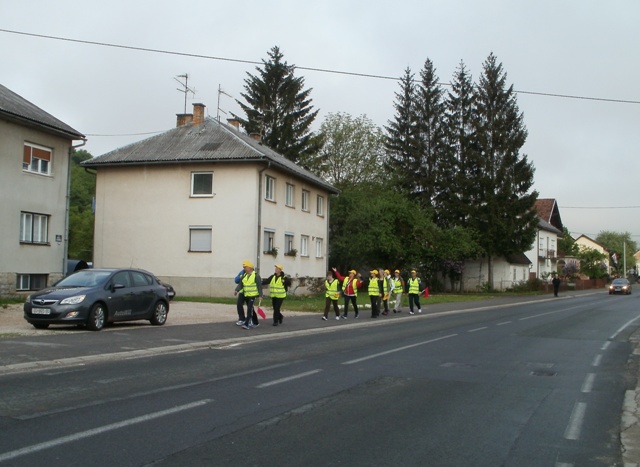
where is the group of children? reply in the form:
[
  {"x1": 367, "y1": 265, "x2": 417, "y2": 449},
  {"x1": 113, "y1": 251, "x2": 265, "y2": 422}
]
[
  {"x1": 234, "y1": 260, "x2": 426, "y2": 329},
  {"x1": 323, "y1": 267, "x2": 426, "y2": 320}
]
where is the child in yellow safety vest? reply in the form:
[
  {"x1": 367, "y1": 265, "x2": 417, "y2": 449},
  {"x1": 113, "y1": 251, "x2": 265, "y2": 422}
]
[{"x1": 323, "y1": 270, "x2": 341, "y2": 321}]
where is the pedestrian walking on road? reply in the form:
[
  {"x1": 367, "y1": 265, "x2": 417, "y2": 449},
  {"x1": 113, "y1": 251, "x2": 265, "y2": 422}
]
[
  {"x1": 234, "y1": 260, "x2": 263, "y2": 329},
  {"x1": 392, "y1": 269, "x2": 405, "y2": 313},
  {"x1": 234, "y1": 263, "x2": 259, "y2": 326},
  {"x1": 552, "y1": 274, "x2": 561, "y2": 297},
  {"x1": 335, "y1": 269, "x2": 362, "y2": 319},
  {"x1": 407, "y1": 269, "x2": 423, "y2": 315},
  {"x1": 262, "y1": 264, "x2": 290, "y2": 326},
  {"x1": 367, "y1": 269, "x2": 383, "y2": 318},
  {"x1": 323, "y1": 269, "x2": 342, "y2": 321}
]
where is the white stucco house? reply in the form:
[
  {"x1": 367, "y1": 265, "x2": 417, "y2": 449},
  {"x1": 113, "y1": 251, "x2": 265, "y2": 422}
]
[
  {"x1": 0, "y1": 84, "x2": 85, "y2": 296},
  {"x1": 573, "y1": 234, "x2": 610, "y2": 276},
  {"x1": 524, "y1": 198, "x2": 564, "y2": 280},
  {"x1": 461, "y1": 253, "x2": 531, "y2": 292},
  {"x1": 82, "y1": 103, "x2": 339, "y2": 296}
]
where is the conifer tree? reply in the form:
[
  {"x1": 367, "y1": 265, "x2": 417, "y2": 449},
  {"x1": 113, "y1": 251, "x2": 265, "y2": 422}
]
[
  {"x1": 470, "y1": 53, "x2": 538, "y2": 288},
  {"x1": 234, "y1": 46, "x2": 320, "y2": 163}
]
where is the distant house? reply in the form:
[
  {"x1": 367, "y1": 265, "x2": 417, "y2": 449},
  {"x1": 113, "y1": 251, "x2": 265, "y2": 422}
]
[
  {"x1": 524, "y1": 198, "x2": 564, "y2": 280},
  {"x1": 573, "y1": 234, "x2": 610, "y2": 276},
  {"x1": 0, "y1": 84, "x2": 85, "y2": 296},
  {"x1": 83, "y1": 103, "x2": 338, "y2": 296},
  {"x1": 462, "y1": 253, "x2": 531, "y2": 292}
]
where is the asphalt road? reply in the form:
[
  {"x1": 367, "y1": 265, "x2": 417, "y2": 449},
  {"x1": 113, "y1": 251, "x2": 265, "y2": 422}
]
[{"x1": 0, "y1": 291, "x2": 638, "y2": 466}]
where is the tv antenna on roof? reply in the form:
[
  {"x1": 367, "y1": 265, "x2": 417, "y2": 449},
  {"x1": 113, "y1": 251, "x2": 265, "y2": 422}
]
[
  {"x1": 217, "y1": 84, "x2": 233, "y2": 121},
  {"x1": 174, "y1": 74, "x2": 196, "y2": 114}
]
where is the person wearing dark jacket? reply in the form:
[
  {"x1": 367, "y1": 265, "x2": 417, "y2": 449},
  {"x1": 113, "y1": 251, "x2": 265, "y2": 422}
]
[
  {"x1": 234, "y1": 260, "x2": 263, "y2": 330},
  {"x1": 262, "y1": 264, "x2": 291, "y2": 326}
]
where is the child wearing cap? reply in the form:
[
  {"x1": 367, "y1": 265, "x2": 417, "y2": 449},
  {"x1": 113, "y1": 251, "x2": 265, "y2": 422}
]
[
  {"x1": 262, "y1": 264, "x2": 291, "y2": 326},
  {"x1": 367, "y1": 269, "x2": 383, "y2": 318},
  {"x1": 392, "y1": 269, "x2": 405, "y2": 313},
  {"x1": 407, "y1": 269, "x2": 423, "y2": 314},
  {"x1": 334, "y1": 268, "x2": 362, "y2": 319},
  {"x1": 323, "y1": 269, "x2": 341, "y2": 321}
]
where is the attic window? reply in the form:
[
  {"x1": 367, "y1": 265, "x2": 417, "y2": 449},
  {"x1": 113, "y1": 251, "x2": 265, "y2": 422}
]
[
  {"x1": 191, "y1": 172, "x2": 214, "y2": 197},
  {"x1": 200, "y1": 142, "x2": 222, "y2": 152}
]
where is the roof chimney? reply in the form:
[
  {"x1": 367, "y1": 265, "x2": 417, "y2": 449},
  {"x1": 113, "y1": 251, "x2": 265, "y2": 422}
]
[
  {"x1": 227, "y1": 118, "x2": 240, "y2": 129},
  {"x1": 193, "y1": 103, "x2": 205, "y2": 126},
  {"x1": 176, "y1": 113, "x2": 193, "y2": 127},
  {"x1": 249, "y1": 132, "x2": 261, "y2": 142}
]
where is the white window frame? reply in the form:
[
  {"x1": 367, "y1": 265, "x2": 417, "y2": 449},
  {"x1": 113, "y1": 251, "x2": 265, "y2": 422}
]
[
  {"x1": 316, "y1": 195, "x2": 324, "y2": 217},
  {"x1": 300, "y1": 235, "x2": 309, "y2": 257},
  {"x1": 20, "y1": 212, "x2": 49, "y2": 244},
  {"x1": 263, "y1": 229, "x2": 275, "y2": 253},
  {"x1": 315, "y1": 237, "x2": 324, "y2": 258},
  {"x1": 285, "y1": 183, "x2": 295, "y2": 207},
  {"x1": 189, "y1": 226, "x2": 212, "y2": 252},
  {"x1": 23, "y1": 143, "x2": 52, "y2": 175},
  {"x1": 265, "y1": 175, "x2": 276, "y2": 201},
  {"x1": 191, "y1": 172, "x2": 214, "y2": 197},
  {"x1": 302, "y1": 190, "x2": 310, "y2": 212},
  {"x1": 285, "y1": 233, "x2": 294, "y2": 254}
]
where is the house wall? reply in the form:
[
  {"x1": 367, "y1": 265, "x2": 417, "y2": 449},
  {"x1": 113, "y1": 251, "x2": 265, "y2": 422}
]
[
  {"x1": 0, "y1": 119, "x2": 72, "y2": 295},
  {"x1": 463, "y1": 257, "x2": 530, "y2": 291},
  {"x1": 92, "y1": 162, "x2": 331, "y2": 296},
  {"x1": 524, "y1": 229, "x2": 559, "y2": 280},
  {"x1": 574, "y1": 236, "x2": 611, "y2": 274}
]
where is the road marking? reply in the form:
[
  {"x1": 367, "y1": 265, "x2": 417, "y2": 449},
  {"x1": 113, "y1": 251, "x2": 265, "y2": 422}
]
[
  {"x1": 342, "y1": 334, "x2": 458, "y2": 365},
  {"x1": 592, "y1": 354, "x2": 602, "y2": 367},
  {"x1": 0, "y1": 400, "x2": 211, "y2": 463},
  {"x1": 581, "y1": 373, "x2": 596, "y2": 393},
  {"x1": 564, "y1": 402, "x2": 587, "y2": 440},
  {"x1": 468, "y1": 327, "x2": 488, "y2": 333},
  {"x1": 257, "y1": 369, "x2": 322, "y2": 388},
  {"x1": 497, "y1": 321, "x2": 512, "y2": 326},
  {"x1": 601, "y1": 341, "x2": 611, "y2": 351},
  {"x1": 610, "y1": 314, "x2": 640, "y2": 339}
]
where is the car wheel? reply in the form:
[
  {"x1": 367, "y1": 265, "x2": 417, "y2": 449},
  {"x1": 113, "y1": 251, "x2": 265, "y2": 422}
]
[
  {"x1": 86, "y1": 303, "x2": 106, "y2": 331},
  {"x1": 32, "y1": 323, "x2": 49, "y2": 329},
  {"x1": 150, "y1": 301, "x2": 168, "y2": 325}
]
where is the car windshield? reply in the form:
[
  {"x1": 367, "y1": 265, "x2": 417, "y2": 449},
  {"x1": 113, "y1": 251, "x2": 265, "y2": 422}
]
[
  {"x1": 55, "y1": 271, "x2": 113, "y2": 287},
  {"x1": 612, "y1": 279, "x2": 628, "y2": 285}
]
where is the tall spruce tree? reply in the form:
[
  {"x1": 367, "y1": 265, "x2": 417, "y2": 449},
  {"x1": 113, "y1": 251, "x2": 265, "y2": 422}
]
[
  {"x1": 414, "y1": 59, "x2": 448, "y2": 211},
  {"x1": 384, "y1": 68, "x2": 419, "y2": 194},
  {"x1": 470, "y1": 53, "x2": 538, "y2": 288},
  {"x1": 234, "y1": 46, "x2": 320, "y2": 163}
]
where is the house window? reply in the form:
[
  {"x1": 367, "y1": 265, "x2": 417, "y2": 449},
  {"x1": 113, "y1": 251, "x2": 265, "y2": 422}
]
[
  {"x1": 265, "y1": 175, "x2": 276, "y2": 201},
  {"x1": 317, "y1": 195, "x2": 324, "y2": 216},
  {"x1": 189, "y1": 226, "x2": 212, "y2": 252},
  {"x1": 285, "y1": 183, "x2": 295, "y2": 207},
  {"x1": 315, "y1": 237, "x2": 324, "y2": 258},
  {"x1": 20, "y1": 212, "x2": 49, "y2": 244},
  {"x1": 16, "y1": 273, "x2": 48, "y2": 291},
  {"x1": 23, "y1": 143, "x2": 52, "y2": 175},
  {"x1": 285, "y1": 233, "x2": 294, "y2": 254},
  {"x1": 302, "y1": 190, "x2": 310, "y2": 212},
  {"x1": 300, "y1": 235, "x2": 309, "y2": 257},
  {"x1": 191, "y1": 172, "x2": 214, "y2": 197},
  {"x1": 263, "y1": 229, "x2": 275, "y2": 253}
]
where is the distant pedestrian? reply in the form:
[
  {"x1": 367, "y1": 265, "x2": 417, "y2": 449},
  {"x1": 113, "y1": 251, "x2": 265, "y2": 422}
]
[
  {"x1": 367, "y1": 269, "x2": 383, "y2": 318},
  {"x1": 391, "y1": 269, "x2": 405, "y2": 313},
  {"x1": 552, "y1": 275, "x2": 561, "y2": 297},
  {"x1": 234, "y1": 262, "x2": 258, "y2": 326},
  {"x1": 407, "y1": 269, "x2": 423, "y2": 314},
  {"x1": 262, "y1": 264, "x2": 290, "y2": 326},
  {"x1": 335, "y1": 269, "x2": 362, "y2": 319},
  {"x1": 234, "y1": 260, "x2": 263, "y2": 329},
  {"x1": 323, "y1": 269, "x2": 341, "y2": 321},
  {"x1": 381, "y1": 269, "x2": 392, "y2": 315}
]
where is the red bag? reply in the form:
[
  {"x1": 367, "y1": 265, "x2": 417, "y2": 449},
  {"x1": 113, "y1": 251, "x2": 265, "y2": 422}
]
[{"x1": 256, "y1": 299, "x2": 266, "y2": 319}]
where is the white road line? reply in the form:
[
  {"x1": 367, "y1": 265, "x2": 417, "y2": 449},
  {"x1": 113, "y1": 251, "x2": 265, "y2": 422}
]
[
  {"x1": 564, "y1": 402, "x2": 587, "y2": 440},
  {"x1": 342, "y1": 334, "x2": 458, "y2": 365},
  {"x1": 497, "y1": 321, "x2": 512, "y2": 326},
  {"x1": 0, "y1": 400, "x2": 211, "y2": 463},
  {"x1": 581, "y1": 373, "x2": 596, "y2": 393},
  {"x1": 592, "y1": 354, "x2": 602, "y2": 367},
  {"x1": 468, "y1": 327, "x2": 488, "y2": 333},
  {"x1": 601, "y1": 341, "x2": 611, "y2": 351},
  {"x1": 610, "y1": 314, "x2": 640, "y2": 339},
  {"x1": 257, "y1": 369, "x2": 322, "y2": 388},
  {"x1": 518, "y1": 310, "x2": 565, "y2": 321}
]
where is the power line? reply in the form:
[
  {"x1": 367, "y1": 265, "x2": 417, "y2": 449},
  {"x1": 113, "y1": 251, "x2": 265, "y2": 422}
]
[
  {"x1": 2, "y1": 28, "x2": 640, "y2": 105},
  {"x1": 560, "y1": 206, "x2": 640, "y2": 209}
]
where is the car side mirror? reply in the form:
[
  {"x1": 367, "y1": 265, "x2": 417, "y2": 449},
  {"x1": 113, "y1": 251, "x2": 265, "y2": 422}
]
[{"x1": 111, "y1": 283, "x2": 126, "y2": 292}]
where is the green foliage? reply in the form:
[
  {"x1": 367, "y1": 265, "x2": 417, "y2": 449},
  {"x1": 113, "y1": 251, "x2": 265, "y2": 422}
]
[
  {"x1": 234, "y1": 46, "x2": 320, "y2": 163},
  {"x1": 558, "y1": 227, "x2": 579, "y2": 256},
  {"x1": 303, "y1": 112, "x2": 385, "y2": 189},
  {"x1": 68, "y1": 149, "x2": 95, "y2": 261},
  {"x1": 596, "y1": 231, "x2": 637, "y2": 274},
  {"x1": 576, "y1": 246, "x2": 607, "y2": 279}
]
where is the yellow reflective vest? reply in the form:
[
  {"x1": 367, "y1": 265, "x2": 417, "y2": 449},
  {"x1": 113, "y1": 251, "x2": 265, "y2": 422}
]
[
  {"x1": 242, "y1": 272, "x2": 259, "y2": 297},
  {"x1": 270, "y1": 275, "x2": 287, "y2": 298},
  {"x1": 325, "y1": 279, "x2": 340, "y2": 300}
]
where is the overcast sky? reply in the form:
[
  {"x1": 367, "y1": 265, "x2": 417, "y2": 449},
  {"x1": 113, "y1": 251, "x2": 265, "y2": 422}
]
[{"x1": 2, "y1": 0, "x2": 639, "y2": 241}]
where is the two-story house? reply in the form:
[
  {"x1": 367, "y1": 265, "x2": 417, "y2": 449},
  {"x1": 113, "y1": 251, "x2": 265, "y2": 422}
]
[
  {"x1": 0, "y1": 84, "x2": 85, "y2": 296},
  {"x1": 83, "y1": 103, "x2": 338, "y2": 296},
  {"x1": 525, "y1": 198, "x2": 564, "y2": 280}
]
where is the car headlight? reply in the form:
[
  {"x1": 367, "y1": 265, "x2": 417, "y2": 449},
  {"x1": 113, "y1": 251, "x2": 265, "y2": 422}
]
[{"x1": 60, "y1": 295, "x2": 86, "y2": 305}]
